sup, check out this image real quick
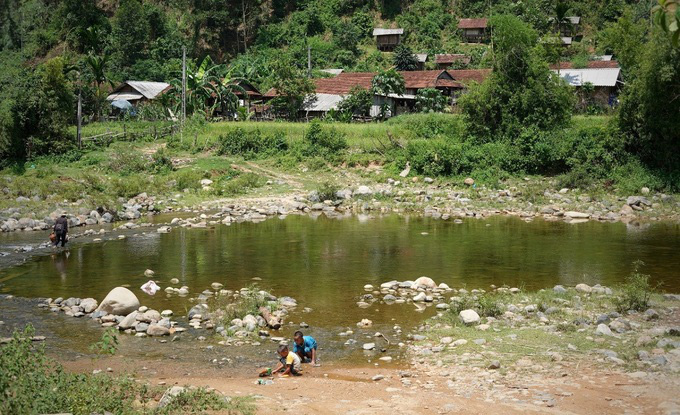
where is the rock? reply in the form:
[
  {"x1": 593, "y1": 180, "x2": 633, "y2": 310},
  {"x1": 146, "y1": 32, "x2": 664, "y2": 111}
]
[
  {"x1": 157, "y1": 226, "x2": 171, "y2": 233},
  {"x1": 144, "y1": 269, "x2": 155, "y2": 277},
  {"x1": 170, "y1": 278, "x2": 180, "y2": 284},
  {"x1": 140, "y1": 309, "x2": 161, "y2": 323},
  {"x1": 626, "y1": 196, "x2": 651, "y2": 207},
  {"x1": 158, "y1": 386, "x2": 186, "y2": 408},
  {"x1": 372, "y1": 374, "x2": 384, "y2": 381},
  {"x1": 161, "y1": 310, "x2": 173, "y2": 317},
  {"x1": 609, "y1": 318, "x2": 630, "y2": 333},
  {"x1": 464, "y1": 178, "x2": 474, "y2": 186},
  {"x1": 147, "y1": 324, "x2": 170, "y2": 336},
  {"x1": 354, "y1": 186, "x2": 373, "y2": 196},
  {"x1": 436, "y1": 303, "x2": 450, "y2": 310},
  {"x1": 413, "y1": 276, "x2": 437, "y2": 289},
  {"x1": 96, "y1": 287, "x2": 140, "y2": 316},
  {"x1": 565, "y1": 211, "x2": 590, "y2": 219},
  {"x1": 644, "y1": 309, "x2": 659, "y2": 321},
  {"x1": 488, "y1": 360, "x2": 501, "y2": 370},
  {"x1": 459, "y1": 309, "x2": 481, "y2": 325},
  {"x1": 118, "y1": 311, "x2": 138, "y2": 330},
  {"x1": 440, "y1": 337, "x2": 453, "y2": 344},
  {"x1": 595, "y1": 324, "x2": 614, "y2": 336},
  {"x1": 424, "y1": 177, "x2": 434, "y2": 184},
  {"x1": 452, "y1": 339, "x2": 468, "y2": 347},
  {"x1": 211, "y1": 282, "x2": 223, "y2": 290},
  {"x1": 553, "y1": 285, "x2": 567, "y2": 294},
  {"x1": 383, "y1": 294, "x2": 397, "y2": 302},
  {"x1": 188, "y1": 304, "x2": 208, "y2": 320},
  {"x1": 357, "y1": 319, "x2": 373, "y2": 328},
  {"x1": 575, "y1": 283, "x2": 592, "y2": 294},
  {"x1": 412, "y1": 292, "x2": 427, "y2": 302},
  {"x1": 641, "y1": 187, "x2": 650, "y2": 195},
  {"x1": 80, "y1": 298, "x2": 98, "y2": 313},
  {"x1": 363, "y1": 343, "x2": 376, "y2": 350}
]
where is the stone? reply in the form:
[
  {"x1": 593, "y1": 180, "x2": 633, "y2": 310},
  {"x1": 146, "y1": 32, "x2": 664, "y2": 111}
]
[
  {"x1": 158, "y1": 386, "x2": 186, "y2": 408},
  {"x1": 413, "y1": 276, "x2": 437, "y2": 289},
  {"x1": 363, "y1": 343, "x2": 376, "y2": 350},
  {"x1": 140, "y1": 309, "x2": 161, "y2": 323},
  {"x1": 488, "y1": 360, "x2": 501, "y2": 370},
  {"x1": 564, "y1": 211, "x2": 590, "y2": 219},
  {"x1": 553, "y1": 285, "x2": 567, "y2": 294},
  {"x1": 80, "y1": 298, "x2": 98, "y2": 313},
  {"x1": 440, "y1": 337, "x2": 453, "y2": 344},
  {"x1": 412, "y1": 292, "x2": 427, "y2": 302},
  {"x1": 188, "y1": 304, "x2": 208, "y2": 319},
  {"x1": 383, "y1": 294, "x2": 397, "y2": 302},
  {"x1": 372, "y1": 374, "x2": 384, "y2": 381},
  {"x1": 641, "y1": 187, "x2": 650, "y2": 195},
  {"x1": 575, "y1": 283, "x2": 592, "y2": 294},
  {"x1": 626, "y1": 196, "x2": 651, "y2": 207},
  {"x1": 96, "y1": 287, "x2": 140, "y2": 316},
  {"x1": 459, "y1": 309, "x2": 481, "y2": 325},
  {"x1": 354, "y1": 186, "x2": 373, "y2": 196},
  {"x1": 644, "y1": 309, "x2": 659, "y2": 321},
  {"x1": 464, "y1": 178, "x2": 474, "y2": 186},
  {"x1": 170, "y1": 278, "x2": 180, "y2": 284},
  {"x1": 595, "y1": 324, "x2": 613, "y2": 336},
  {"x1": 147, "y1": 324, "x2": 170, "y2": 336},
  {"x1": 357, "y1": 319, "x2": 373, "y2": 328},
  {"x1": 118, "y1": 311, "x2": 138, "y2": 330},
  {"x1": 452, "y1": 339, "x2": 468, "y2": 347}
]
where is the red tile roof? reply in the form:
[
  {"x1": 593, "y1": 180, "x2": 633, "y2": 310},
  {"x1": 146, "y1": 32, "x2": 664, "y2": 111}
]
[
  {"x1": 458, "y1": 18, "x2": 488, "y2": 29},
  {"x1": 435, "y1": 54, "x2": 471, "y2": 65},
  {"x1": 448, "y1": 69, "x2": 492, "y2": 84},
  {"x1": 549, "y1": 60, "x2": 619, "y2": 69}
]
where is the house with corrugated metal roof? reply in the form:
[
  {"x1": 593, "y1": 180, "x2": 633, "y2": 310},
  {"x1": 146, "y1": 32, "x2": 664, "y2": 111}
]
[
  {"x1": 373, "y1": 28, "x2": 404, "y2": 51},
  {"x1": 106, "y1": 81, "x2": 171, "y2": 105},
  {"x1": 551, "y1": 61, "x2": 622, "y2": 107},
  {"x1": 458, "y1": 18, "x2": 488, "y2": 43}
]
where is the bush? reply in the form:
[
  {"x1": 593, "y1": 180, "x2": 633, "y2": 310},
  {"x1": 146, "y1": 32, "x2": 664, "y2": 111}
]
[
  {"x1": 0, "y1": 325, "x2": 255, "y2": 415},
  {"x1": 151, "y1": 147, "x2": 174, "y2": 173},
  {"x1": 615, "y1": 261, "x2": 655, "y2": 313},
  {"x1": 301, "y1": 121, "x2": 347, "y2": 159},
  {"x1": 212, "y1": 173, "x2": 265, "y2": 197},
  {"x1": 215, "y1": 128, "x2": 288, "y2": 159},
  {"x1": 449, "y1": 292, "x2": 506, "y2": 318},
  {"x1": 173, "y1": 168, "x2": 204, "y2": 191},
  {"x1": 316, "y1": 181, "x2": 340, "y2": 201},
  {"x1": 385, "y1": 113, "x2": 465, "y2": 140},
  {"x1": 106, "y1": 145, "x2": 149, "y2": 175}
]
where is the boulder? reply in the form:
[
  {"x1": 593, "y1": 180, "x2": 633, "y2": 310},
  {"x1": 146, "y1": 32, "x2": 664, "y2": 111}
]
[
  {"x1": 158, "y1": 386, "x2": 186, "y2": 408},
  {"x1": 118, "y1": 311, "x2": 138, "y2": 330},
  {"x1": 354, "y1": 186, "x2": 373, "y2": 196},
  {"x1": 575, "y1": 283, "x2": 592, "y2": 294},
  {"x1": 413, "y1": 276, "x2": 437, "y2": 289},
  {"x1": 459, "y1": 309, "x2": 481, "y2": 325},
  {"x1": 564, "y1": 211, "x2": 590, "y2": 219},
  {"x1": 464, "y1": 178, "x2": 474, "y2": 186},
  {"x1": 188, "y1": 304, "x2": 208, "y2": 319},
  {"x1": 147, "y1": 324, "x2": 170, "y2": 336},
  {"x1": 595, "y1": 323, "x2": 614, "y2": 336},
  {"x1": 140, "y1": 309, "x2": 161, "y2": 323},
  {"x1": 553, "y1": 285, "x2": 567, "y2": 294},
  {"x1": 80, "y1": 298, "x2": 98, "y2": 313},
  {"x1": 96, "y1": 287, "x2": 140, "y2": 316},
  {"x1": 412, "y1": 292, "x2": 427, "y2": 302}
]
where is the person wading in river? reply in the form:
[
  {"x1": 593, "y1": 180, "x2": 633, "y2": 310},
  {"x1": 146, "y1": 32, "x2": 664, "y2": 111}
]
[{"x1": 53, "y1": 211, "x2": 69, "y2": 248}]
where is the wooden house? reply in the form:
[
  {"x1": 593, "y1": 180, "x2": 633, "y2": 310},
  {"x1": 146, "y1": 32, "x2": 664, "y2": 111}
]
[
  {"x1": 550, "y1": 61, "x2": 622, "y2": 107},
  {"x1": 434, "y1": 54, "x2": 471, "y2": 69},
  {"x1": 458, "y1": 18, "x2": 488, "y2": 43},
  {"x1": 372, "y1": 28, "x2": 404, "y2": 51}
]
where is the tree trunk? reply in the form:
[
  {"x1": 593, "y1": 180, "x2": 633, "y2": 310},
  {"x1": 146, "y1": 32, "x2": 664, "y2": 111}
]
[{"x1": 259, "y1": 306, "x2": 281, "y2": 330}]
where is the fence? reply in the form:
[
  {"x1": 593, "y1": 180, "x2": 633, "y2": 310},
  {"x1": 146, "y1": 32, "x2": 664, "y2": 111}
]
[{"x1": 81, "y1": 124, "x2": 179, "y2": 147}]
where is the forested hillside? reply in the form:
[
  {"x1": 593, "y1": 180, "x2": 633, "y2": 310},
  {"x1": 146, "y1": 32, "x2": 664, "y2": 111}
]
[{"x1": 0, "y1": 0, "x2": 678, "y2": 189}]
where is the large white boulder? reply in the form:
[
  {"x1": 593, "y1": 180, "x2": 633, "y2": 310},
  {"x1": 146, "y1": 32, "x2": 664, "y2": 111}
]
[
  {"x1": 96, "y1": 287, "x2": 140, "y2": 316},
  {"x1": 459, "y1": 309, "x2": 481, "y2": 325},
  {"x1": 413, "y1": 276, "x2": 437, "y2": 289}
]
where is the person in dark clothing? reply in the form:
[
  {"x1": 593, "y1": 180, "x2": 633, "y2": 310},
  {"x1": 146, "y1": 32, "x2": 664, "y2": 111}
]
[{"x1": 53, "y1": 211, "x2": 68, "y2": 247}]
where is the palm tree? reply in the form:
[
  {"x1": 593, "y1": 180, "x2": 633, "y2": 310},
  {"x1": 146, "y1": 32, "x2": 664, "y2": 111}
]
[
  {"x1": 553, "y1": 1, "x2": 572, "y2": 74},
  {"x1": 84, "y1": 54, "x2": 114, "y2": 120}
]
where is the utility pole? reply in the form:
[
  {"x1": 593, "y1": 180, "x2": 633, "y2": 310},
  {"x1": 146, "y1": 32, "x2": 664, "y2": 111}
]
[
  {"x1": 242, "y1": 0, "x2": 248, "y2": 52},
  {"x1": 77, "y1": 72, "x2": 82, "y2": 149},
  {"x1": 182, "y1": 46, "x2": 186, "y2": 125}
]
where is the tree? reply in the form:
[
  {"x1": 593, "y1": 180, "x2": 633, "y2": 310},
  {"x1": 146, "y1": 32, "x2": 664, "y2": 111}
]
[
  {"x1": 415, "y1": 88, "x2": 448, "y2": 113},
  {"x1": 597, "y1": 9, "x2": 646, "y2": 74},
  {"x1": 653, "y1": 0, "x2": 680, "y2": 47},
  {"x1": 459, "y1": 15, "x2": 573, "y2": 141},
  {"x1": 371, "y1": 68, "x2": 405, "y2": 96},
  {"x1": 618, "y1": 29, "x2": 680, "y2": 176},
  {"x1": 84, "y1": 54, "x2": 113, "y2": 120},
  {"x1": 338, "y1": 86, "x2": 372, "y2": 118},
  {"x1": 111, "y1": 0, "x2": 150, "y2": 69},
  {"x1": 270, "y1": 58, "x2": 315, "y2": 120},
  {"x1": 393, "y1": 44, "x2": 419, "y2": 71}
]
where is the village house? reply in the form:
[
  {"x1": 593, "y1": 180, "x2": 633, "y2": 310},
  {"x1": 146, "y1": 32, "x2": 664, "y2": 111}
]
[
  {"x1": 550, "y1": 16, "x2": 581, "y2": 46},
  {"x1": 415, "y1": 54, "x2": 428, "y2": 70},
  {"x1": 550, "y1": 60, "x2": 622, "y2": 107},
  {"x1": 106, "y1": 81, "x2": 171, "y2": 105},
  {"x1": 458, "y1": 18, "x2": 488, "y2": 43},
  {"x1": 372, "y1": 28, "x2": 404, "y2": 51},
  {"x1": 434, "y1": 54, "x2": 471, "y2": 69}
]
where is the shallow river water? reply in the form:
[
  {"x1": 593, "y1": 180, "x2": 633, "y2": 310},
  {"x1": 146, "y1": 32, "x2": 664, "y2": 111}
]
[{"x1": 1, "y1": 214, "x2": 679, "y2": 366}]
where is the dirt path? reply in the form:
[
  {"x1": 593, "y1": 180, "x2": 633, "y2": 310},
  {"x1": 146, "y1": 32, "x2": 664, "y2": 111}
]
[{"x1": 61, "y1": 357, "x2": 680, "y2": 414}]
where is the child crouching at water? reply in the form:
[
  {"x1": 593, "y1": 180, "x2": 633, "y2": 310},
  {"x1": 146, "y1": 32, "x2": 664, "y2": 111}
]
[
  {"x1": 260, "y1": 344, "x2": 302, "y2": 377},
  {"x1": 293, "y1": 330, "x2": 320, "y2": 366}
]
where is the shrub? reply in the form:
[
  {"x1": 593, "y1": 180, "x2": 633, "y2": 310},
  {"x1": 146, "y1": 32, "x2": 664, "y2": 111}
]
[
  {"x1": 213, "y1": 173, "x2": 265, "y2": 197},
  {"x1": 316, "y1": 181, "x2": 340, "y2": 201},
  {"x1": 109, "y1": 175, "x2": 148, "y2": 198},
  {"x1": 151, "y1": 147, "x2": 174, "y2": 173},
  {"x1": 173, "y1": 168, "x2": 205, "y2": 191},
  {"x1": 0, "y1": 325, "x2": 255, "y2": 415},
  {"x1": 106, "y1": 145, "x2": 148, "y2": 175},
  {"x1": 615, "y1": 261, "x2": 655, "y2": 313},
  {"x1": 216, "y1": 128, "x2": 288, "y2": 159},
  {"x1": 301, "y1": 121, "x2": 347, "y2": 159}
]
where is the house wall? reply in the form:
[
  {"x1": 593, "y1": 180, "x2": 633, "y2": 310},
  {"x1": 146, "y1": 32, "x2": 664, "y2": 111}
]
[{"x1": 376, "y1": 34, "x2": 401, "y2": 50}]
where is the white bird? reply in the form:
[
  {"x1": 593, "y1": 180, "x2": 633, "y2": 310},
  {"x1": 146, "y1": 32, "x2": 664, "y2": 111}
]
[{"x1": 399, "y1": 161, "x2": 411, "y2": 178}]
